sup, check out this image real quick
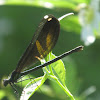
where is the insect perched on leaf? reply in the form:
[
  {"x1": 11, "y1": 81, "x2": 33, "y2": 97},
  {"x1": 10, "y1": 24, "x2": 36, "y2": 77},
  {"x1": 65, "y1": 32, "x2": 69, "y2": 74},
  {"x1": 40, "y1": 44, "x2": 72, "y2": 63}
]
[{"x1": 3, "y1": 13, "x2": 83, "y2": 99}]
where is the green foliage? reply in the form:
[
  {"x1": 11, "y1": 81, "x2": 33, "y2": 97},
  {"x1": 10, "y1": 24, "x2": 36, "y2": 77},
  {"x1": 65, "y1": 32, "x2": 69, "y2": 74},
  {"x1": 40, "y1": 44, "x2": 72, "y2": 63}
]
[
  {"x1": 20, "y1": 52, "x2": 75, "y2": 100},
  {"x1": 0, "y1": 0, "x2": 100, "y2": 100}
]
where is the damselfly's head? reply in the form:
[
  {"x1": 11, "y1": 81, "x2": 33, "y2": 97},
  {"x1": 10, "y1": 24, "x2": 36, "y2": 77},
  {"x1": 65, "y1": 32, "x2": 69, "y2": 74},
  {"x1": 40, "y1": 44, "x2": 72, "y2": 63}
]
[{"x1": 3, "y1": 70, "x2": 20, "y2": 87}]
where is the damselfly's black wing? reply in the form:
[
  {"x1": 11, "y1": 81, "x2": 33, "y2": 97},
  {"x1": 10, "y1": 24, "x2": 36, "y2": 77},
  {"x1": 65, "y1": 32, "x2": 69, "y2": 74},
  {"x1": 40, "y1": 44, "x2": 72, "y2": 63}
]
[{"x1": 15, "y1": 14, "x2": 60, "y2": 73}]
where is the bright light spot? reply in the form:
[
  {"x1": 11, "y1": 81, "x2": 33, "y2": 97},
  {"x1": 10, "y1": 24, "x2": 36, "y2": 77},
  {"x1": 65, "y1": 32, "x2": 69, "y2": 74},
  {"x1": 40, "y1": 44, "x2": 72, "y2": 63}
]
[
  {"x1": 87, "y1": 36, "x2": 95, "y2": 43},
  {"x1": 85, "y1": 36, "x2": 95, "y2": 46},
  {"x1": 44, "y1": 2, "x2": 54, "y2": 8},
  {"x1": 0, "y1": 0, "x2": 5, "y2": 5},
  {"x1": 44, "y1": 15, "x2": 49, "y2": 19},
  {"x1": 48, "y1": 18, "x2": 52, "y2": 21}
]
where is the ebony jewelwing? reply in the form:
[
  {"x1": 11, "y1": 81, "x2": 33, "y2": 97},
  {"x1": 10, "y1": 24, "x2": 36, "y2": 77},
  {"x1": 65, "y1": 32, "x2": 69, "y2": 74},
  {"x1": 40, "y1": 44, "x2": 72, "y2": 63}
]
[{"x1": 3, "y1": 13, "x2": 83, "y2": 92}]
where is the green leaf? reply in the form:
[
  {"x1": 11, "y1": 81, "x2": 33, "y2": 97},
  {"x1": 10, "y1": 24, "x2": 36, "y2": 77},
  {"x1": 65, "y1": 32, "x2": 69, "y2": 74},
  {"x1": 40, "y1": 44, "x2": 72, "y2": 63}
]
[
  {"x1": 20, "y1": 74, "x2": 48, "y2": 100},
  {"x1": 44, "y1": 52, "x2": 75, "y2": 100},
  {"x1": 45, "y1": 52, "x2": 66, "y2": 86}
]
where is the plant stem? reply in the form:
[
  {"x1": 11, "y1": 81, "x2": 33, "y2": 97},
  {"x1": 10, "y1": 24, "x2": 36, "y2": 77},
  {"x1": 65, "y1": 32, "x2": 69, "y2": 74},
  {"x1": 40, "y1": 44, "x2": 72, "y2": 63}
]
[{"x1": 50, "y1": 75, "x2": 75, "y2": 100}]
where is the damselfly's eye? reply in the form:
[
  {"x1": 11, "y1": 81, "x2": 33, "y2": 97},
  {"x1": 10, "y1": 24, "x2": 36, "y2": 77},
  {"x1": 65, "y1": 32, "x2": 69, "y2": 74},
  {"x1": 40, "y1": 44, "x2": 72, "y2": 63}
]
[{"x1": 3, "y1": 79, "x2": 9, "y2": 87}]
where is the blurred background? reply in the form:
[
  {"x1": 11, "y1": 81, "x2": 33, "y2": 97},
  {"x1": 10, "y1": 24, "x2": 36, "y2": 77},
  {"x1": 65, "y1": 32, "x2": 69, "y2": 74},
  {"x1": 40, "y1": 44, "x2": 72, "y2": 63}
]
[{"x1": 0, "y1": 0, "x2": 100, "y2": 100}]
